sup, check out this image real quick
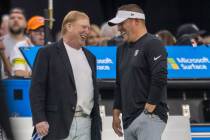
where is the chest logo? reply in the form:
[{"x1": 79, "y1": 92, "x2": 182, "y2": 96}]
[
  {"x1": 134, "y1": 50, "x2": 139, "y2": 56},
  {"x1": 154, "y1": 55, "x2": 162, "y2": 61}
]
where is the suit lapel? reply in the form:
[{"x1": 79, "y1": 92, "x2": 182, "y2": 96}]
[{"x1": 56, "y1": 40, "x2": 76, "y2": 89}]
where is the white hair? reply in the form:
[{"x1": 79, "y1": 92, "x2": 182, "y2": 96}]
[{"x1": 100, "y1": 22, "x2": 119, "y2": 39}]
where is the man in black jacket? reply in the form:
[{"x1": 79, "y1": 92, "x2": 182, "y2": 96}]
[
  {"x1": 30, "y1": 10, "x2": 101, "y2": 140},
  {"x1": 108, "y1": 4, "x2": 168, "y2": 140}
]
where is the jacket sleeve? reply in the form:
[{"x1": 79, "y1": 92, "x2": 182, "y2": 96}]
[
  {"x1": 145, "y1": 39, "x2": 168, "y2": 105},
  {"x1": 113, "y1": 47, "x2": 122, "y2": 110},
  {"x1": 30, "y1": 48, "x2": 49, "y2": 125}
]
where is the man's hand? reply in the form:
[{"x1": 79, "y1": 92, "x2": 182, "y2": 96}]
[
  {"x1": 0, "y1": 40, "x2": 12, "y2": 76},
  {"x1": 35, "y1": 121, "x2": 49, "y2": 137},
  {"x1": 145, "y1": 103, "x2": 156, "y2": 113},
  {"x1": 112, "y1": 109, "x2": 123, "y2": 137}
]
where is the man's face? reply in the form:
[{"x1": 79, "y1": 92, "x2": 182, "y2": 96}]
[
  {"x1": 8, "y1": 13, "x2": 26, "y2": 35},
  {"x1": 87, "y1": 30, "x2": 100, "y2": 46},
  {"x1": 68, "y1": 18, "x2": 90, "y2": 47},
  {"x1": 29, "y1": 27, "x2": 45, "y2": 46},
  {"x1": 118, "y1": 19, "x2": 134, "y2": 42}
]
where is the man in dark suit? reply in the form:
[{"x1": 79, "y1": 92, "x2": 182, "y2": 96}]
[{"x1": 30, "y1": 10, "x2": 101, "y2": 140}]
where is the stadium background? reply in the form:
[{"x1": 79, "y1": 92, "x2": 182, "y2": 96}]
[{"x1": 1, "y1": 0, "x2": 210, "y2": 36}]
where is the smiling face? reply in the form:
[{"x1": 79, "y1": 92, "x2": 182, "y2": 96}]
[
  {"x1": 67, "y1": 18, "x2": 90, "y2": 47},
  {"x1": 118, "y1": 19, "x2": 136, "y2": 42},
  {"x1": 112, "y1": 4, "x2": 146, "y2": 43},
  {"x1": 62, "y1": 11, "x2": 91, "y2": 48}
]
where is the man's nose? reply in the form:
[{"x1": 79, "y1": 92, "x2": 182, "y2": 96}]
[
  {"x1": 13, "y1": 17, "x2": 19, "y2": 22},
  {"x1": 85, "y1": 27, "x2": 90, "y2": 34}
]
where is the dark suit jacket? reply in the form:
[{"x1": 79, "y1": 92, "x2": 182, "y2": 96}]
[{"x1": 30, "y1": 40, "x2": 101, "y2": 140}]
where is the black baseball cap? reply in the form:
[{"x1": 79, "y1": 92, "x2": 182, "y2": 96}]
[{"x1": 176, "y1": 23, "x2": 206, "y2": 38}]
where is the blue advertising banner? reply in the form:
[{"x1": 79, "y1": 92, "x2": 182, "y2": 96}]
[
  {"x1": 19, "y1": 45, "x2": 210, "y2": 79},
  {"x1": 19, "y1": 46, "x2": 42, "y2": 69},
  {"x1": 166, "y1": 46, "x2": 210, "y2": 79},
  {"x1": 19, "y1": 46, "x2": 117, "y2": 79},
  {"x1": 86, "y1": 46, "x2": 117, "y2": 79}
]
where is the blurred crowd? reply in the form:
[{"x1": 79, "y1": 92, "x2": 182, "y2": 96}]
[
  {"x1": 0, "y1": 7, "x2": 210, "y2": 79},
  {"x1": 0, "y1": 8, "x2": 45, "y2": 79}
]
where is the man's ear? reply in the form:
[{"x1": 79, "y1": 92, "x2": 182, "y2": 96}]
[{"x1": 66, "y1": 23, "x2": 72, "y2": 32}]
